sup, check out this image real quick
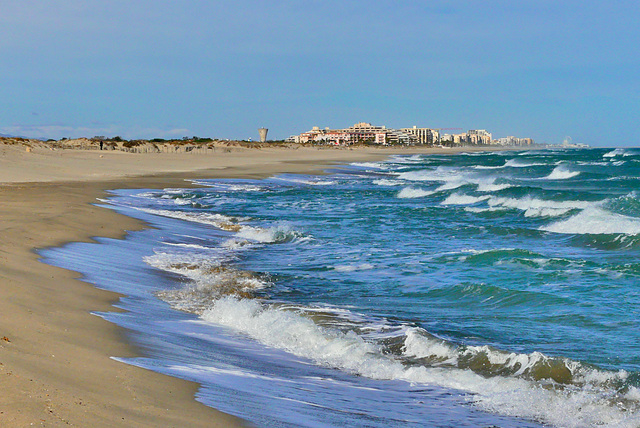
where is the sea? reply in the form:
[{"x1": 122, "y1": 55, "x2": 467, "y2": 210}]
[{"x1": 41, "y1": 147, "x2": 640, "y2": 427}]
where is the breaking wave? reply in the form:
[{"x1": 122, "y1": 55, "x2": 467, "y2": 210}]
[
  {"x1": 604, "y1": 149, "x2": 626, "y2": 158},
  {"x1": 544, "y1": 164, "x2": 581, "y2": 180},
  {"x1": 442, "y1": 193, "x2": 491, "y2": 206},
  {"x1": 137, "y1": 208, "x2": 305, "y2": 245},
  {"x1": 443, "y1": 193, "x2": 592, "y2": 218},
  {"x1": 373, "y1": 178, "x2": 404, "y2": 186},
  {"x1": 541, "y1": 207, "x2": 640, "y2": 235},
  {"x1": 397, "y1": 187, "x2": 435, "y2": 199},
  {"x1": 504, "y1": 159, "x2": 547, "y2": 168},
  {"x1": 183, "y1": 296, "x2": 640, "y2": 428},
  {"x1": 397, "y1": 167, "x2": 510, "y2": 193},
  {"x1": 139, "y1": 208, "x2": 249, "y2": 228}
]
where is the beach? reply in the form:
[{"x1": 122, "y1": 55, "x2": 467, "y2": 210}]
[{"x1": 0, "y1": 142, "x2": 467, "y2": 426}]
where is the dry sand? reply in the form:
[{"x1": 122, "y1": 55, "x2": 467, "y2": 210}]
[{"x1": 0, "y1": 143, "x2": 498, "y2": 426}]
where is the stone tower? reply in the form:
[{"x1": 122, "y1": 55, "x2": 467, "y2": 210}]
[{"x1": 258, "y1": 128, "x2": 268, "y2": 143}]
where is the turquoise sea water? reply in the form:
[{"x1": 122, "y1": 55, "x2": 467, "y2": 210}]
[{"x1": 43, "y1": 148, "x2": 640, "y2": 427}]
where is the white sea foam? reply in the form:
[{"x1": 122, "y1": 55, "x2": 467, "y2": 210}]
[
  {"x1": 351, "y1": 162, "x2": 387, "y2": 169},
  {"x1": 444, "y1": 194, "x2": 592, "y2": 217},
  {"x1": 189, "y1": 180, "x2": 265, "y2": 191},
  {"x1": 442, "y1": 193, "x2": 491, "y2": 205},
  {"x1": 464, "y1": 206, "x2": 507, "y2": 213},
  {"x1": 134, "y1": 191, "x2": 161, "y2": 199},
  {"x1": 397, "y1": 166, "x2": 511, "y2": 194},
  {"x1": 473, "y1": 165, "x2": 505, "y2": 170},
  {"x1": 541, "y1": 207, "x2": 640, "y2": 235},
  {"x1": 163, "y1": 242, "x2": 214, "y2": 250},
  {"x1": 373, "y1": 179, "x2": 404, "y2": 186},
  {"x1": 488, "y1": 196, "x2": 591, "y2": 217},
  {"x1": 333, "y1": 263, "x2": 375, "y2": 272},
  {"x1": 139, "y1": 208, "x2": 248, "y2": 227},
  {"x1": 504, "y1": 159, "x2": 546, "y2": 168},
  {"x1": 220, "y1": 238, "x2": 256, "y2": 250},
  {"x1": 476, "y1": 177, "x2": 511, "y2": 192},
  {"x1": 173, "y1": 197, "x2": 194, "y2": 205},
  {"x1": 397, "y1": 187, "x2": 435, "y2": 199},
  {"x1": 396, "y1": 166, "x2": 457, "y2": 182},
  {"x1": 273, "y1": 177, "x2": 337, "y2": 186},
  {"x1": 397, "y1": 167, "x2": 467, "y2": 192},
  {"x1": 236, "y1": 224, "x2": 302, "y2": 244},
  {"x1": 138, "y1": 208, "x2": 305, "y2": 245},
  {"x1": 389, "y1": 154, "x2": 423, "y2": 164},
  {"x1": 146, "y1": 252, "x2": 271, "y2": 308},
  {"x1": 518, "y1": 151, "x2": 546, "y2": 156},
  {"x1": 544, "y1": 164, "x2": 581, "y2": 180},
  {"x1": 403, "y1": 328, "x2": 458, "y2": 364},
  {"x1": 604, "y1": 148, "x2": 626, "y2": 158},
  {"x1": 577, "y1": 161, "x2": 610, "y2": 166},
  {"x1": 435, "y1": 180, "x2": 466, "y2": 191},
  {"x1": 199, "y1": 297, "x2": 640, "y2": 427}
]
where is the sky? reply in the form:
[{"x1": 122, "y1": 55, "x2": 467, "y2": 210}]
[{"x1": 1, "y1": 0, "x2": 639, "y2": 146}]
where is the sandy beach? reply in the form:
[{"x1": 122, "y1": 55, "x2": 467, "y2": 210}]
[{"x1": 0, "y1": 142, "x2": 497, "y2": 426}]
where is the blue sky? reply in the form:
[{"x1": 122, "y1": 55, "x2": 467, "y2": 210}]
[{"x1": 1, "y1": 1, "x2": 638, "y2": 145}]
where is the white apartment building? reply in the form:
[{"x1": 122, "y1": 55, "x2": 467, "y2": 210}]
[{"x1": 401, "y1": 126, "x2": 440, "y2": 145}]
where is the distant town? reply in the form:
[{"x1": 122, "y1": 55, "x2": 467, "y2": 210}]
[
  {"x1": 0, "y1": 122, "x2": 541, "y2": 152},
  {"x1": 285, "y1": 122, "x2": 534, "y2": 147}
]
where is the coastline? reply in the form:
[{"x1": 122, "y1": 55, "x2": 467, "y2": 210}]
[{"x1": 0, "y1": 144, "x2": 509, "y2": 426}]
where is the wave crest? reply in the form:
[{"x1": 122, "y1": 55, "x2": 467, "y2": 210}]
[
  {"x1": 544, "y1": 164, "x2": 580, "y2": 180},
  {"x1": 542, "y1": 207, "x2": 640, "y2": 235},
  {"x1": 397, "y1": 187, "x2": 435, "y2": 199}
]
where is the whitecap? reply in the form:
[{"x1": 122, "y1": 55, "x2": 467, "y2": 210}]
[
  {"x1": 373, "y1": 179, "x2": 404, "y2": 186},
  {"x1": 543, "y1": 164, "x2": 581, "y2": 180},
  {"x1": 476, "y1": 177, "x2": 511, "y2": 192},
  {"x1": 603, "y1": 148, "x2": 625, "y2": 158},
  {"x1": 442, "y1": 193, "x2": 491, "y2": 205},
  {"x1": 504, "y1": 159, "x2": 546, "y2": 168},
  {"x1": 397, "y1": 167, "x2": 507, "y2": 193},
  {"x1": 445, "y1": 194, "x2": 592, "y2": 218},
  {"x1": 541, "y1": 207, "x2": 640, "y2": 235},
  {"x1": 397, "y1": 187, "x2": 436, "y2": 199},
  {"x1": 473, "y1": 165, "x2": 505, "y2": 170},
  {"x1": 464, "y1": 206, "x2": 508, "y2": 214},
  {"x1": 487, "y1": 195, "x2": 591, "y2": 217}
]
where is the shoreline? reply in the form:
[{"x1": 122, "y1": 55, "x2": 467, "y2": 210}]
[{"x1": 0, "y1": 145, "x2": 511, "y2": 426}]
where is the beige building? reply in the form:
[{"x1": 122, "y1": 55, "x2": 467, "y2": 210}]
[
  {"x1": 467, "y1": 129, "x2": 492, "y2": 145},
  {"x1": 400, "y1": 126, "x2": 440, "y2": 145},
  {"x1": 293, "y1": 122, "x2": 414, "y2": 145},
  {"x1": 492, "y1": 136, "x2": 535, "y2": 146},
  {"x1": 441, "y1": 129, "x2": 493, "y2": 145}
]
